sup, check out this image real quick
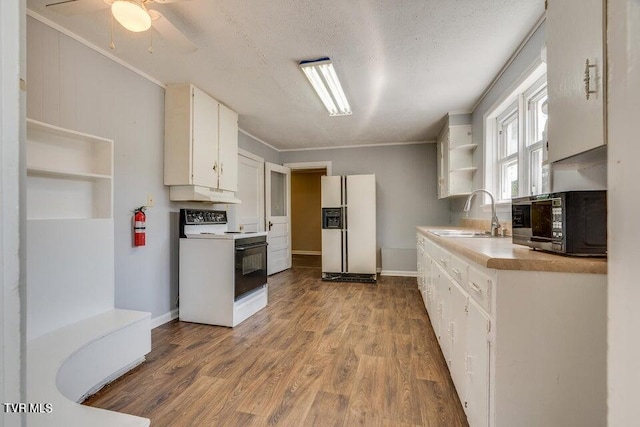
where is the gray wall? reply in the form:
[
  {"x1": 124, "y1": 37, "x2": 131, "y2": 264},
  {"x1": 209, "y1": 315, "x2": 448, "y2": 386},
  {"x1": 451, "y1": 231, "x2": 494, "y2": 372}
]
[
  {"x1": 281, "y1": 143, "x2": 451, "y2": 266},
  {"x1": 239, "y1": 131, "x2": 280, "y2": 164},
  {"x1": 27, "y1": 17, "x2": 176, "y2": 320},
  {"x1": 27, "y1": 17, "x2": 291, "y2": 320},
  {"x1": 451, "y1": 21, "x2": 548, "y2": 224}
]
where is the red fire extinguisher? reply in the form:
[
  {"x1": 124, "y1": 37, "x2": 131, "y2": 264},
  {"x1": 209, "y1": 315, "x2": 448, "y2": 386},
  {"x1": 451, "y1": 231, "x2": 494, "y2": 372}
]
[{"x1": 134, "y1": 207, "x2": 146, "y2": 247}]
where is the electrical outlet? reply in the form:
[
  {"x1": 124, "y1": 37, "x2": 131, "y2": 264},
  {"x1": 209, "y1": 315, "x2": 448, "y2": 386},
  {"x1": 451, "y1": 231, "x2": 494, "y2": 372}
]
[{"x1": 146, "y1": 194, "x2": 155, "y2": 207}]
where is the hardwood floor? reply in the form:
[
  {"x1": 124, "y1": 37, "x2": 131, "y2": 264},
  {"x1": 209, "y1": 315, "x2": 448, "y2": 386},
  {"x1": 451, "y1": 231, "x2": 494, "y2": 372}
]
[
  {"x1": 85, "y1": 267, "x2": 468, "y2": 426},
  {"x1": 292, "y1": 254, "x2": 322, "y2": 268}
]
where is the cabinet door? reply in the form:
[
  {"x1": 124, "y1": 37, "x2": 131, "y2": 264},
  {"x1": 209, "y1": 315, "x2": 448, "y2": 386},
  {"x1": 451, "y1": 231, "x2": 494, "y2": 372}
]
[
  {"x1": 427, "y1": 258, "x2": 438, "y2": 319},
  {"x1": 465, "y1": 298, "x2": 491, "y2": 427},
  {"x1": 438, "y1": 272, "x2": 452, "y2": 360},
  {"x1": 547, "y1": 0, "x2": 605, "y2": 162},
  {"x1": 218, "y1": 104, "x2": 238, "y2": 191},
  {"x1": 437, "y1": 130, "x2": 449, "y2": 199},
  {"x1": 191, "y1": 86, "x2": 219, "y2": 188},
  {"x1": 449, "y1": 281, "x2": 468, "y2": 403},
  {"x1": 430, "y1": 266, "x2": 441, "y2": 335}
]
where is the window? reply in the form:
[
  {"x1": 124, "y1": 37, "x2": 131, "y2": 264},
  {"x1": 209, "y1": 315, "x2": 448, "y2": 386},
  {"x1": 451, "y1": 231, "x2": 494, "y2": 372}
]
[{"x1": 485, "y1": 63, "x2": 547, "y2": 203}]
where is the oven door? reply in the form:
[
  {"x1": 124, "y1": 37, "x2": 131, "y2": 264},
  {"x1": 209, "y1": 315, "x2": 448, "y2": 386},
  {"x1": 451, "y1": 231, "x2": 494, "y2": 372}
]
[{"x1": 235, "y1": 240, "x2": 268, "y2": 300}]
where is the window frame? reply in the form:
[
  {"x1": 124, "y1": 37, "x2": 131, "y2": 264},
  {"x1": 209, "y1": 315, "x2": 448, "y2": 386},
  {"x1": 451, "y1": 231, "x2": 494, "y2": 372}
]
[{"x1": 483, "y1": 61, "x2": 547, "y2": 209}]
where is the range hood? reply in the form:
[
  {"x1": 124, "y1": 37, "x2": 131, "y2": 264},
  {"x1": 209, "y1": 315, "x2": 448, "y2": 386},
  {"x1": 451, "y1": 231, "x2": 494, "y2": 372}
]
[{"x1": 169, "y1": 185, "x2": 242, "y2": 204}]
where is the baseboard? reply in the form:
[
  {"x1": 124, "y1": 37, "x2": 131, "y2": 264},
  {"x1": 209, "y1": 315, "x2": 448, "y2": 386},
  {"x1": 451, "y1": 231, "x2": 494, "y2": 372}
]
[
  {"x1": 79, "y1": 357, "x2": 146, "y2": 403},
  {"x1": 380, "y1": 270, "x2": 418, "y2": 277},
  {"x1": 292, "y1": 250, "x2": 321, "y2": 256},
  {"x1": 150, "y1": 308, "x2": 179, "y2": 329}
]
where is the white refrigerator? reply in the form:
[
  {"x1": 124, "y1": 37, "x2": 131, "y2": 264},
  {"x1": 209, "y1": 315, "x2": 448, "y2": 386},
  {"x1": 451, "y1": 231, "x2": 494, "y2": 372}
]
[{"x1": 321, "y1": 174, "x2": 376, "y2": 282}]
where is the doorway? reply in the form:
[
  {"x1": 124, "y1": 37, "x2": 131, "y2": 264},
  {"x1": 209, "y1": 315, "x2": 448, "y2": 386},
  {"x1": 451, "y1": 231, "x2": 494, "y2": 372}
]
[{"x1": 285, "y1": 162, "x2": 332, "y2": 269}]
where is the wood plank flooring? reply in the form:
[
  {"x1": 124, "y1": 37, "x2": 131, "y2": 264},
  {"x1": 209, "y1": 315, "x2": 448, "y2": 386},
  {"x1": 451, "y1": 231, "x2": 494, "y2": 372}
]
[
  {"x1": 84, "y1": 267, "x2": 468, "y2": 426},
  {"x1": 292, "y1": 254, "x2": 322, "y2": 268}
]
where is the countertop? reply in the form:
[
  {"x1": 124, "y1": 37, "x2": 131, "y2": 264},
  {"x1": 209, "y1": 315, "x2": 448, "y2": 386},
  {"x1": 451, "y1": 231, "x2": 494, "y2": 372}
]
[{"x1": 417, "y1": 226, "x2": 607, "y2": 274}]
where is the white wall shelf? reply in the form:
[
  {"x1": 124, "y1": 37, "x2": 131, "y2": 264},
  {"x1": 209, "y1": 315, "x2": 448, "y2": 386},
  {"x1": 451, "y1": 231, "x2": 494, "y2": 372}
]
[
  {"x1": 26, "y1": 119, "x2": 113, "y2": 220},
  {"x1": 451, "y1": 143, "x2": 478, "y2": 151},
  {"x1": 27, "y1": 166, "x2": 112, "y2": 181},
  {"x1": 437, "y1": 114, "x2": 475, "y2": 198}
]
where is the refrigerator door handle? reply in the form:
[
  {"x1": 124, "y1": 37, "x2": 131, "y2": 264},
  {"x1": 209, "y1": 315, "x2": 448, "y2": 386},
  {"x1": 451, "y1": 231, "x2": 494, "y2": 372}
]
[
  {"x1": 341, "y1": 230, "x2": 345, "y2": 273},
  {"x1": 345, "y1": 228, "x2": 348, "y2": 273}
]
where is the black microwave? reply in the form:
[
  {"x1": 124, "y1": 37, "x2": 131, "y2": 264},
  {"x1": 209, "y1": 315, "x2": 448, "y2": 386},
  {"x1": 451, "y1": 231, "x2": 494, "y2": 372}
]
[{"x1": 511, "y1": 191, "x2": 607, "y2": 256}]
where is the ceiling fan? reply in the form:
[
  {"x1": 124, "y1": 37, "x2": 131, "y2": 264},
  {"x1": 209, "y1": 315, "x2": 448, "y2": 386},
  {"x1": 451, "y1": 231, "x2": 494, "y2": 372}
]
[{"x1": 45, "y1": 0, "x2": 196, "y2": 52}]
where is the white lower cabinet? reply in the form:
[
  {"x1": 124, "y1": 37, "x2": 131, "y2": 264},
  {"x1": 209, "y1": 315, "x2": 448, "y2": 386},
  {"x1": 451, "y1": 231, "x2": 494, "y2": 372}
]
[
  {"x1": 417, "y1": 232, "x2": 606, "y2": 427},
  {"x1": 464, "y1": 298, "x2": 491, "y2": 427},
  {"x1": 449, "y1": 278, "x2": 469, "y2": 404}
]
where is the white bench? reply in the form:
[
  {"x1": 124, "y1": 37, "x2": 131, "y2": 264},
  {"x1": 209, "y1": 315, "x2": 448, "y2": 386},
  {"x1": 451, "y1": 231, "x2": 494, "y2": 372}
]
[{"x1": 27, "y1": 309, "x2": 152, "y2": 427}]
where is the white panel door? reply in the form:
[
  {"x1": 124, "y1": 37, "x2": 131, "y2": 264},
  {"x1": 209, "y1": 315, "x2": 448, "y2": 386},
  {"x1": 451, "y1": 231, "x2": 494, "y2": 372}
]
[
  {"x1": 265, "y1": 162, "x2": 291, "y2": 275},
  {"x1": 465, "y1": 298, "x2": 491, "y2": 427},
  {"x1": 346, "y1": 175, "x2": 376, "y2": 274},
  {"x1": 234, "y1": 153, "x2": 264, "y2": 232},
  {"x1": 191, "y1": 86, "x2": 219, "y2": 188}
]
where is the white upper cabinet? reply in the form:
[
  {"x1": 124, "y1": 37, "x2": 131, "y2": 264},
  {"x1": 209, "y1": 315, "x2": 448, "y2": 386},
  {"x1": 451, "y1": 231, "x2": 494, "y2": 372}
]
[
  {"x1": 164, "y1": 83, "x2": 239, "y2": 196},
  {"x1": 437, "y1": 114, "x2": 475, "y2": 199},
  {"x1": 218, "y1": 103, "x2": 239, "y2": 192},
  {"x1": 191, "y1": 86, "x2": 220, "y2": 188},
  {"x1": 547, "y1": 0, "x2": 606, "y2": 162}
]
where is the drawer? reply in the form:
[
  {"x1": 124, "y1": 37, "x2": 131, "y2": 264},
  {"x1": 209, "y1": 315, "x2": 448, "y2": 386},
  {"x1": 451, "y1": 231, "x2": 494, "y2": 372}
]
[
  {"x1": 468, "y1": 267, "x2": 492, "y2": 313},
  {"x1": 435, "y1": 247, "x2": 451, "y2": 270},
  {"x1": 449, "y1": 254, "x2": 468, "y2": 286},
  {"x1": 424, "y1": 238, "x2": 438, "y2": 259}
]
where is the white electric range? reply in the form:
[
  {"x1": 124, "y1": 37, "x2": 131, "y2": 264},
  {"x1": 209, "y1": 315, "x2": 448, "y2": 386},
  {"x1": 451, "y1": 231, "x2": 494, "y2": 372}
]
[{"x1": 178, "y1": 209, "x2": 268, "y2": 327}]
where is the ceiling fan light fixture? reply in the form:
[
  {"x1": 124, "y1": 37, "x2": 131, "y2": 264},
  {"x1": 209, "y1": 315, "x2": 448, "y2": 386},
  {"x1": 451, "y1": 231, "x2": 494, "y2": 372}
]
[{"x1": 111, "y1": 0, "x2": 152, "y2": 32}]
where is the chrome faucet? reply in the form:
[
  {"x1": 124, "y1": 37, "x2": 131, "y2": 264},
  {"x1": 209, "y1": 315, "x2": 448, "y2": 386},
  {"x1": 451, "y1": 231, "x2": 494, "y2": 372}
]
[{"x1": 463, "y1": 189, "x2": 501, "y2": 236}]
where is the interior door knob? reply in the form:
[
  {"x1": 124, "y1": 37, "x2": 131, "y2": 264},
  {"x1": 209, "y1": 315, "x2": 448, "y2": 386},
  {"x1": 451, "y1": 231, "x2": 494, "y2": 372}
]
[{"x1": 268, "y1": 221, "x2": 273, "y2": 230}]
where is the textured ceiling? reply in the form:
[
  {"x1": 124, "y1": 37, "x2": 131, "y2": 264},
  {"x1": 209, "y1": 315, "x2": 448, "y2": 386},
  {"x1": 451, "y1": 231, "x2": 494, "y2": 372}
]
[{"x1": 26, "y1": 0, "x2": 544, "y2": 150}]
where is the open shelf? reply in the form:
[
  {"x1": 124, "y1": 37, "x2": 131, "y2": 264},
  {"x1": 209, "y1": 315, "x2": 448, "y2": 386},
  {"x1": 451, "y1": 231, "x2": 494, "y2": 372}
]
[
  {"x1": 450, "y1": 143, "x2": 478, "y2": 151},
  {"x1": 27, "y1": 119, "x2": 113, "y2": 220},
  {"x1": 451, "y1": 167, "x2": 478, "y2": 173},
  {"x1": 27, "y1": 166, "x2": 112, "y2": 181}
]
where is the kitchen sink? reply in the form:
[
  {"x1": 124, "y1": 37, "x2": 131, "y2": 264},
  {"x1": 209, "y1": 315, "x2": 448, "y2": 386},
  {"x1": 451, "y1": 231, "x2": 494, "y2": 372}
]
[{"x1": 429, "y1": 229, "x2": 494, "y2": 238}]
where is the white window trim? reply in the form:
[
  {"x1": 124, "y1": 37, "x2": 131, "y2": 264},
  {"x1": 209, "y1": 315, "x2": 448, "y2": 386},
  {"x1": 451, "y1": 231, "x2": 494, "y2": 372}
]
[{"x1": 482, "y1": 59, "x2": 547, "y2": 211}]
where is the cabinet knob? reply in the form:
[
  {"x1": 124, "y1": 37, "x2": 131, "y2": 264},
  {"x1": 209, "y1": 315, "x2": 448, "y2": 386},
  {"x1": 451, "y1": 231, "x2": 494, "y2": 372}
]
[
  {"x1": 220, "y1": 162, "x2": 224, "y2": 175},
  {"x1": 212, "y1": 161, "x2": 217, "y2": 172}
]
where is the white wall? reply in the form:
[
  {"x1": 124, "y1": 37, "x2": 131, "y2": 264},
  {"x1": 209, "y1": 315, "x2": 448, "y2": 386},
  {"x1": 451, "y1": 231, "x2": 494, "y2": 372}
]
[
  {"x1": 608, "y1": 0, "x2": 640, "y2": 424},
  {"x1": 1, "y1": 0, "x2": 26, "y2": 425},
  {"x1": 27, "y1": 16, "x2": 176, "y2": 321},
  {"x1": 281, "y1": 143, "x2": 451, "y2": 267}
]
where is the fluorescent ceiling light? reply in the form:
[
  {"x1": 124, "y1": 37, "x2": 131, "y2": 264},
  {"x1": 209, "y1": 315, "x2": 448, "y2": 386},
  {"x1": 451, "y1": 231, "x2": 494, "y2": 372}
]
[
  {"x1": 299, "y1": 58, "x2": 352, "y2": 116},
  {"x1": 111, "y1": 0, "x2": 152, "y2": 33}
]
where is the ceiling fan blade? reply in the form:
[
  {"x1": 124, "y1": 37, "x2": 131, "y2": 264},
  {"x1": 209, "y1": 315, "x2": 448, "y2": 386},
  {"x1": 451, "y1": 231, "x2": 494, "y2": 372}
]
[
  {"x1": 150, "y1": 11, "x2": 197, "y2": 53},
  {"x1": 45, "y1": 0, "x2": 109, "y2": 16}
]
